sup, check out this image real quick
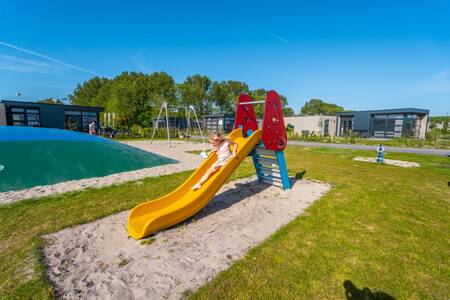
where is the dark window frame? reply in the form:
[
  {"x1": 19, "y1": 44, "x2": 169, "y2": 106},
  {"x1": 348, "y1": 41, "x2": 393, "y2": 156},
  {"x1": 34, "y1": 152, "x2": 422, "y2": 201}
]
[
  {"x1": 370, "y1": 113, "x2": 413, "y2": 138},
  {"x1": 65, "y1": 110, "x2": 99, "y2": 132},
  {"x1": 7, "y1": 105, "x2": 41, "y2": 127}
]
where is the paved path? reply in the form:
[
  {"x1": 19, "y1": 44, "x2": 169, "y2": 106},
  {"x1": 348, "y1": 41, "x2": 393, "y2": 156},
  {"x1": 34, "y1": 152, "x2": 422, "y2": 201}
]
[{"x1": 288, "y1": 141, "x2": 450, "y2": 156}]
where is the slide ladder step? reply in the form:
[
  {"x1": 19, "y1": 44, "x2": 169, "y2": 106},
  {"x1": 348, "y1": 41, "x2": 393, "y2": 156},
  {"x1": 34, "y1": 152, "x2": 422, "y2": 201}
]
[
  {"x1": 254, "y1": 148, "x2": 277, "y2": 157},
  {"x1": 261, "y1": 178, "x2": 284, "y2": 187},
  {"x1": 260, "y1": 175, "x2": 282, "y2": 182},
  {"x1": 255, "y1": 157, "x2": 278, "y2": 166},
  {"x1": 259, "y1": 168, "x2": 281, "y2": 177},
  {"x1": 251, "y1": 146, "x2": 291, "y2": 190}
]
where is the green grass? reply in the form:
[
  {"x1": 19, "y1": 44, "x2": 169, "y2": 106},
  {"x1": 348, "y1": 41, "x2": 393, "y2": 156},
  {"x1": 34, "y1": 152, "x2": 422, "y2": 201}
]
[
  {"x1": 0, "y1": 146, "x2": 449, "y2": 299},
  {"x1": 0, "y1": 172, "x2": 187, "y2": 299},
  {"x1": 0, "y1": 158, "x2": 254, "y2": 299},
  {"x1": 287, "y1": 132, "x2": 450, "y2": 149},
  {"x1": 192, "y1": 147, "x2": 450, "y2": 299}
]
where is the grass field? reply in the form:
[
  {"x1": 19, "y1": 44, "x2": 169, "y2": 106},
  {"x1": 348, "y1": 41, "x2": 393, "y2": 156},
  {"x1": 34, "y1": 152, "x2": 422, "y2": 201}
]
[
  {"x1": 0, "y1": 146, "x2": 449, "y2": 299},
  {"x1": 287, "y1": 133, "x2": 450, "y2": 149}
]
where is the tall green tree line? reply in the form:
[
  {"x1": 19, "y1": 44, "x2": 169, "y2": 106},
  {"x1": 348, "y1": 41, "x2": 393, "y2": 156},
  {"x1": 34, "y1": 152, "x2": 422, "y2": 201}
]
[
  {"x1": 69, "y1": 72, "x2": 295, "y2": 128},
  {"x1": 299, "y1": 99, "x2": 345, "y2": 116}
]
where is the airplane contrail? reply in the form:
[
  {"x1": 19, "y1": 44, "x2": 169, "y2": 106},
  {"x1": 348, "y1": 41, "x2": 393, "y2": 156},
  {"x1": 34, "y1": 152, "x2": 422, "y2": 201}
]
[
  {"x1": 270, "y1": 33, "x2": 289, "y2": 44},
  {"x1": 0, "y1": 41, "x2": 107, "y2": 77}
]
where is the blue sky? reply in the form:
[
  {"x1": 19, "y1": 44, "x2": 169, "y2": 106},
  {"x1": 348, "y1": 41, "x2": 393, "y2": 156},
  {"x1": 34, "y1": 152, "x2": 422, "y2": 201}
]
[{"x1": 1, "y1": 0, "x2": 449, "y2": 115}]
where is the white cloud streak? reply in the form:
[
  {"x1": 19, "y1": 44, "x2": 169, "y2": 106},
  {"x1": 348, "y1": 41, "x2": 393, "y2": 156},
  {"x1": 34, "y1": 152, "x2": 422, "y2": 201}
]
[
  {"x1": 270, "y1": 33, "x2": 289, "y2": 44},
  {"x1": 0, "y1": 41, "x2": 107, "y2": 77},
  {"x1": 410, "y1": 69, "x2": 450, "y2": 95},
  {"x1": 131, "y1": 50, "x2": 156, "y2": 73},
  {"x1": 0, "y1": 54, "x2": 55, "y2": 73}
]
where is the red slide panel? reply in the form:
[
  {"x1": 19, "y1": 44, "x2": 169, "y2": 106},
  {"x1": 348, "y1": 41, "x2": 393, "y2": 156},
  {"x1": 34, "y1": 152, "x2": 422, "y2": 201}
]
[
  {"x1": 262, "y1": 90, "x2": 287, "y2": 151},
  {"x1": 233, "y1": 94, "x2": 259, "y2": 136}
]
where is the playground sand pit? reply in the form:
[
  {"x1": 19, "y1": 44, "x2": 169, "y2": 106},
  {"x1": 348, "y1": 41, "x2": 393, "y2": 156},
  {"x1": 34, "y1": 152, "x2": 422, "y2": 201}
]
[
  {"x1": 0, "y1": 140, "x2": 206, "y2": 204},
  {"x1": 353, "y1": 157, "x2": 420, "y2": 168},
  {"x1": 43, "y1": 177, "x2": 330, "y2": 299}
]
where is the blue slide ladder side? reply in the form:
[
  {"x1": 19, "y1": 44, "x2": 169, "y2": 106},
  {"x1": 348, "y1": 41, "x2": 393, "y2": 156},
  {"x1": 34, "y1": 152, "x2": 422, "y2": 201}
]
[
  {"x1": 275, "y1": 150, "x2": 291, "y2": 190},
  {"x1": 251, "y1": 145, "x2": 291, "y2": 190}
]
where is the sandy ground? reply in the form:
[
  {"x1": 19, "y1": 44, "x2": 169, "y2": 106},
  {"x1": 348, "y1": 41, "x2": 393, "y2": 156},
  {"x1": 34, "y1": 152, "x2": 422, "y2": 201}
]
[
  {"x1": 0, "y1": 140, "x2": 208, "y2": 205},
  {"x1": 43, "y1": 177, "x2": 330, "y2": 300},
  {"x1": 353, "y1": 156, "x2": 420, "y2": 167}
]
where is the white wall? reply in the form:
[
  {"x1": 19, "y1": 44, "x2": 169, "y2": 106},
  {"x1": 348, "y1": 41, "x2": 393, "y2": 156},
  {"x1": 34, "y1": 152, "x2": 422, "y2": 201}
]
[
  {"x1": 284, "y1": 116, "x2": 337, "y2": 136},
  {"x1": 418, "y1": 114, "x2": 428, "y2": 139}
]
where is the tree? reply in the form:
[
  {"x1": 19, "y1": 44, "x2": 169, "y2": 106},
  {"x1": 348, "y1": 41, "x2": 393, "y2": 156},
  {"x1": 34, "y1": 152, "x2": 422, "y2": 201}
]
[
  {"x1": 209, "y1": 81, "x2": 231, "y2": 113},
  {"x1": 70, "y1": 77, "x2": 109, "y2": 107},
  {"x1": 68, "y1": 71, "x2": 176, "y2": 128},
  {"x1": 300, "y1": 99, "x2": 344, "y2": 115},
  {"x1": 442, "y1": 120, "x2": 449, "y2": 134},
  {"x1": 178, "y1": 74, "x2": 212, "y2": 116},
  {"x1": 248, "y1": 89, "x2": 267, "y2": 118},
  {"x1": 147, "y1": 71, "x2": 176, "y2": 107},
  {"x1": 37, "y1": 98, "x2": 64, "y2": 105},
  {"x1": 283, "y1": 107, "x2": 295, "y2": 117},
  {"x1": 429, "y1": 116, "x2": 450, "y2": 132},
  {"x1": 105, "y1": 72, "x2": 147, "y2": 128},
  {"x1": 67, "y1": 70, "x2": 295, "y2": 128},
  {"x1": 209, "y1": 80, "x2": 249, "y2": 113},
  {"x1": 143, "y1": 71, "x2": 176, "y2": 127},
  {"x1": 249, "y1": 89, "x2": 294, "y2": 118},
  {"x1": 105, "y1": 71, "x2": 177, "y2": 128},
  {"x1": 225, "y1": 80, "x2": 249, "y2": 110}
]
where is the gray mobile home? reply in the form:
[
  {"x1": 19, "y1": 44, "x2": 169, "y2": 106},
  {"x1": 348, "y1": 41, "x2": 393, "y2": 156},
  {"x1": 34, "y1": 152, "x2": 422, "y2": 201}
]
[
  {"x1": 336, "y1": 108, "x2": 429, "y2": 138},
  {"x1": 0, "y1": 100, "x2": 103, "y2": 132}
]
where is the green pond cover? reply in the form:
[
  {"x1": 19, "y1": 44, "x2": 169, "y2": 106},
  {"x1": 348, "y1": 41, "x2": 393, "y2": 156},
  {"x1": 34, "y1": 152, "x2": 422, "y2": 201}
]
[{"x1": 0, "y1": 127, "x2": 177, "y2": 192}]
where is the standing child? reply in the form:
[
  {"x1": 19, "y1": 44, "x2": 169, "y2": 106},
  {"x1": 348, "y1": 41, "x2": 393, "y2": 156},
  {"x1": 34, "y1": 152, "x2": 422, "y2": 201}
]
[
  {"x1": 376, "y1": 144, "x2": 385, "y2": 163},
  {"x1": 191, "y1": 132, "x2": 238, "y2": 191}
]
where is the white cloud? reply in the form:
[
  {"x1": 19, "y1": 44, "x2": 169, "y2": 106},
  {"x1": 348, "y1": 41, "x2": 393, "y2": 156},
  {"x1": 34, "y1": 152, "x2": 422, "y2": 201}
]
[
  {"x1": 25, "y1": 81, "x2": 72, "y2": 89},
  {"x1": 411, "y1": 69, "x2": 450, "y2": 95},
  {"x1": 270, "y1": 33, "x2": 289, "y2": 44},
  {"x1": 0, "y1": 41, "x2": 107, "y2": 77},
  {"x1": 0, "y1": 54, "x2": 56, "y2": 73},
  {"x1": 429, "y1": 70, "x2": 449, "y2": 81},
  {"x1": 131, "y1": 50, "x2": 155, "y2": 73}
]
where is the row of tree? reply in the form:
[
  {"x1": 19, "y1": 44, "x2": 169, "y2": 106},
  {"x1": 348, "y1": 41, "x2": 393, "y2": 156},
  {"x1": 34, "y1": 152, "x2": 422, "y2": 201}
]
[
  {"x1": 67, "y1": 72, "x2": 297, "y2": 128},
  {"x1": 300, "y1": 99, "x2": 346, "y2": 115}
]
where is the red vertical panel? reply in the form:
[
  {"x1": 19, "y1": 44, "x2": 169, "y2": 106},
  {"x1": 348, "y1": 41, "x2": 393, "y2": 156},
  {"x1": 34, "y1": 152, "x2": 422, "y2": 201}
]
[
  {"x1": 262, "y1": 90, "x2": 287, "y2": 151},
  {"x1": 233, "y1": 94, "x2": 259, "y2": 136}
]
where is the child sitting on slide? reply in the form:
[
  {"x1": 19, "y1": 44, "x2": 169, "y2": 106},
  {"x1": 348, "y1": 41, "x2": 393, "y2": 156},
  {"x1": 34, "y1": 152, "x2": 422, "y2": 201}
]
[{"x1": 191, "y1": 132, "x2": 238, "y2": 191}]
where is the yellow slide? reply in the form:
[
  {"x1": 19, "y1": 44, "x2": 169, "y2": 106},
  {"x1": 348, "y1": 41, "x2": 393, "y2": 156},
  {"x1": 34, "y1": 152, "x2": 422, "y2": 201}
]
[{"x1": 128, "y1": 128, "x2": 262, "y2": 239}]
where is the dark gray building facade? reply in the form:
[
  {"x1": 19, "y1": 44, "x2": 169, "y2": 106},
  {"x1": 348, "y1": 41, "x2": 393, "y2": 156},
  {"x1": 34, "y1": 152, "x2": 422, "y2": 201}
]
[
  {"x1": 0, "y1": 100, "x2": 103, "y2": 132},
  {"x1": 203, "y1": 113, "x2": 235, "y2": 133},
  {"x1": 336, "y1": 108, "x2": 429, "y2": 138}
]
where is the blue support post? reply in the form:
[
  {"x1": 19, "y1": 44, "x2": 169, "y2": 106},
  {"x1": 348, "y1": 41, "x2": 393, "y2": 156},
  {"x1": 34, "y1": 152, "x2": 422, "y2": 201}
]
[{"x1": 276, "y1": 151, "x2": 291, "y2": 190}]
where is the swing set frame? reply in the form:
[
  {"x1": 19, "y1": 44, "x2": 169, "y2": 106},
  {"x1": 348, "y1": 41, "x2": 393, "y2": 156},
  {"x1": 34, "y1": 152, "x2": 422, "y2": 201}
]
[{"x1": 150, "y1": 102, "x2": 206, "y2": 146}]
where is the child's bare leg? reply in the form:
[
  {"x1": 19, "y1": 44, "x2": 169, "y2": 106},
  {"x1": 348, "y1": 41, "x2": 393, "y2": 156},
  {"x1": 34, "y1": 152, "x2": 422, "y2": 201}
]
[
  {"x1": 192, "y1": 167, "x2": 219, "y2": 190},
  {"x1": 199, "y1": 167, "x2": 219, "y2": 185}
]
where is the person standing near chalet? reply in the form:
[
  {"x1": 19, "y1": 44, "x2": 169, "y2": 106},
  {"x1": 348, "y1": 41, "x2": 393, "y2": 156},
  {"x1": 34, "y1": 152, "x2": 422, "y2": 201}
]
[{"x1": 88, "y1": 121, "x2": 97, "y2": 135}]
